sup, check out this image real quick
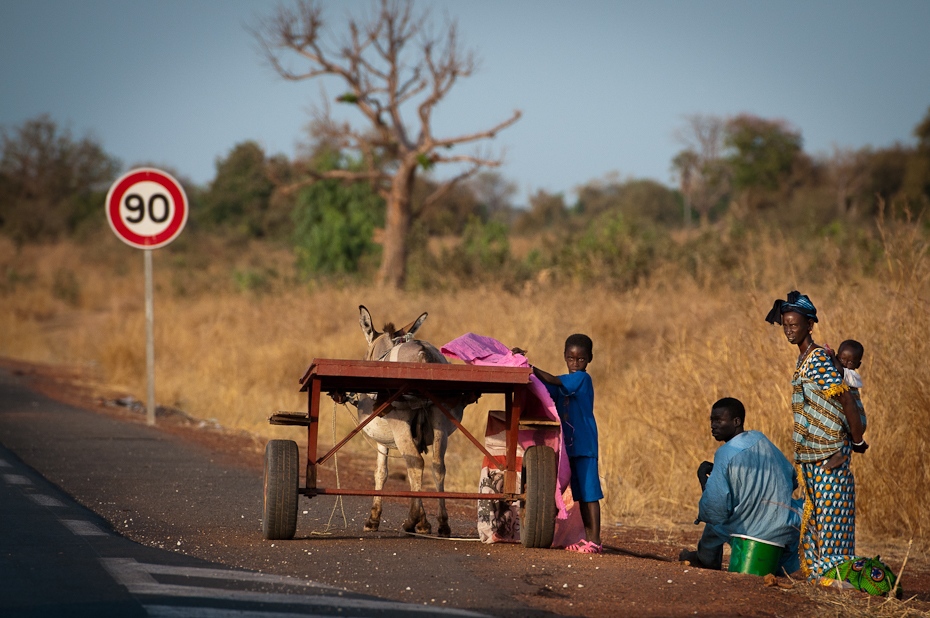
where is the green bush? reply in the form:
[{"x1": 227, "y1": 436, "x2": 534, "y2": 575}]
[
  {"x1": 547, "y1": 211, "x2": 667, "y2": 289},
  {"x1": 406, "y1": 218, "x2": 531, "y2": 291},
  {"x1": 232, "y1": 267, "x2": 274, "y2": 294},
  {"x1": 291, "y1": 179, "x2": 384, "y2": 278},
  {"x1": 460, "y1": 217, "x2": 510, "y2": 272}
]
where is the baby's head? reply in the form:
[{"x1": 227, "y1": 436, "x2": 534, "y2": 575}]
[
  {"x1": 563, "y1": 333, "x2": 593, "y2": 373},
  {"x1": 837, "y1": 339, "x2": 864, "y2": 371}
]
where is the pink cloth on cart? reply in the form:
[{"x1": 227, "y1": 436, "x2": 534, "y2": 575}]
[{"x1": 441, "y1": 332, "x2": 571, "y2": 521}]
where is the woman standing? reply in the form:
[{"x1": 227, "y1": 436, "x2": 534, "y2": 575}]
[{"x1": 765, "y1": 291, "x2": 868, "y2": 579}]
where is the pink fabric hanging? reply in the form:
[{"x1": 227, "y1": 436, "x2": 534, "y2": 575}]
[{"x1": 441, "y1": 332, "x2": 572, "y2": 520}]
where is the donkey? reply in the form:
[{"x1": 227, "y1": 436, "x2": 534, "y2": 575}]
[{"x1": 351, "y1": 305, "x2": 468, "y2": 537}]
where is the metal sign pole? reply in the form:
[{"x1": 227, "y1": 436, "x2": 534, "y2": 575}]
[{"x1": 144, "y1": 248, "x2": 156, "y2": 426}]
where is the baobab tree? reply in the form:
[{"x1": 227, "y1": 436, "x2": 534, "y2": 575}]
[
  {"x1": 254, "y1": 0, "x2": 521, "y2": 287},
  {"x1": 671, "y1": 114, "x2": 730, "y2": 227}
]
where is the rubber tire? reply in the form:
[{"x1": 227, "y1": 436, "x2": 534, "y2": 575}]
[
  {"x1": 520, "y1": 445, "x2": 557, "y2": 548},
  {"x1": 262, "y1": 439, "x2": 299, "y2": 540}
]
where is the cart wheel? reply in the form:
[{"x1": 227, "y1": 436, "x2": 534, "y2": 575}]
[
  {"x1": 520, "y1": 445, "x2": 556, "y2": 548},
  {"x1": 262, "y1": 439, "x2": 299, "y2": 540}
]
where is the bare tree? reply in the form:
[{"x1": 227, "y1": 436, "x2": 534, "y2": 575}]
[
  {"x1": 254, "y1": 0, "x2": 521, "y2": 287},
  {"x1": 469, "y1": 171, "x2": 517, "y2": 222},
  {"x1": 671, "y1": 114, "x2": 730, "y2": 226},
  {"x1": 827, "y1": 146, "x2": 871, "y2": 219}
]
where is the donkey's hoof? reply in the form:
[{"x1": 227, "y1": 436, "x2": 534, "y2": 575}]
[
  {"x1": 437, "y1": 523, "x2": 452, "y2": 538},
  {"x1": 364, "y1": 519, "x2": 380, "y2": 532},
  {"x1": 415, "y1": 520, "x2": 432, "y2": 535},
  {"x1": 402, "y1": 519, "x2": 418, "y2": 533}
]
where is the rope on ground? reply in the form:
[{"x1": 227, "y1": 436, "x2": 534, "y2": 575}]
[
  {"x1": 403, "y1": 531, "x2": 482, "y2": 542},
  {"x1": 309, "y1": 401, "x2": 348, "y2": 535}
]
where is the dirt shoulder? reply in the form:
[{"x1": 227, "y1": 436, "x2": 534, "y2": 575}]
[{"x1": 2, "y1": 357, "x2": 927, "y2": 618}]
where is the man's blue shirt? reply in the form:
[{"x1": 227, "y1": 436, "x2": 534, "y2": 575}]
[
  {"x1": 698, "y1": 430, "x2": 799, "y2": 549},
  {"x1": 545, "y1": 371, "x2": 597, "y2": 457}
]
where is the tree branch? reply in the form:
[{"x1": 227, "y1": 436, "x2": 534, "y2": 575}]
[
  {"x1": 274, "y1": 167, "x2": 389, "y2": 197},
  {"x1": 430, "y1": 110, "x2": 523, "y2": 150},
  {"x1": 429, "y1": 152, "x2": 506, "y2": 167},
  {"x1": 419, "y1": 163, "x2": 490, "y2": 210}
]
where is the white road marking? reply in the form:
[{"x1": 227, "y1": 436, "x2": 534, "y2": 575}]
[
  {"x1": 140, "y1": 562, "x2": 342, "y2": 590},
  {"x1": 3, "y1": 473, "x2": 31, "y2": 485},
  {"x1": 103, "y1": 558, "x2": 486, "y2": 617},
  {"x1": 145, "y1": 607, "x2": 333, "y2": 618},
  {"x1": 29, "y1": 493, "x2": 65, "y2": 507},
  {"x1": 61, "y1": 519, "x2": 108, "y2": 536}
]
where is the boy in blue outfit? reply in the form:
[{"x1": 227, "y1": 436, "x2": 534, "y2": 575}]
[{"x1": 518, "y1": 334, "x2": 603, "y2": 554}]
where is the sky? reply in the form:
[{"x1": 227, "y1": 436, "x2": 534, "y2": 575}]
[{"x1": 2, "y1": 0, "x2": 929, "y2": 206}]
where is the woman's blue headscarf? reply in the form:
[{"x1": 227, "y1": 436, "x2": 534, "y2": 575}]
[{"x1": 765, "y1": 290, "x2": 818, "y2": 325}]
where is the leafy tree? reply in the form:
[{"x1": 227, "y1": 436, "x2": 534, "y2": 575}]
[
  {"x1": 459, "y1": 216, "x2": 510, "y2": 271},
  {"x1": 200, "y1": 141, "x2": 277, "y2": 237},
  {"x1": 724, "y1": 115, "x2": 803, "y2": 210},
  {"x1": 903, "y1": 106, "x2": 930, "y2": 204},
  {"x1": 552, "y1": 210, "x2": 664, "y2": 289},
  {"x1": 615, "y1": 179, "x2": 682, "y2": 227},
  {"x1": 254, "y1": 0, "x2": 521, "y2": 288},
  {"x1": 513, "y1": 190, "x2": 568, "y2": 233},
  {"x1": 0, "y1": 114, "x2": 119, "y2": 242},
  {"x1": 914, "y1": 105, "x2": 930, "y2": 154},
  {"x1": 862, "y1": 145, "x2": 911, "y2": 210},
  {"x1": 291, "y1": 149, "x2": 384, "y2": 278},
  {"x1": 577, "y1": 177, "x2": 683, "y2": 228}
]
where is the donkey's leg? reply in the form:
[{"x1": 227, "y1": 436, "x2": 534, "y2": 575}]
[
  {"x1": 365, "y1": 443, "x2": 390, "y2": 531},
  {"x1": 394, "y1": 426, "x2": 430, "y2": 534},
  {"x1": 404, "y1": 456, "x2": 430, "y2": 535},
  {"x1": 430, "y1": 417, "x2": 451, "y2": 537}
]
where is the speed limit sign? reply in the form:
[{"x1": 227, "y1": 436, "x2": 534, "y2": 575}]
[
  {"x1": 105, "y1": 167, "x2": 188, "y2": 426},
  {"x1": 106, "y1": 168, "x2": 188, "y2": 249}
]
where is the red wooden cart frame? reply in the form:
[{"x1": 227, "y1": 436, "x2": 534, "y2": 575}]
[{"x1": 269, "y1": 358, "x2": 548, "y2": 502}]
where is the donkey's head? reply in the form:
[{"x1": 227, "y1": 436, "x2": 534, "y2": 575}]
[{"x1": 359, "y1": 305, "x2": 428, "y2": 361}]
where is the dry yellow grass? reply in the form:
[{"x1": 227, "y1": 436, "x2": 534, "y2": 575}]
[{"x1": 0, "y1": 221, "x2": 927, "y2": 556}]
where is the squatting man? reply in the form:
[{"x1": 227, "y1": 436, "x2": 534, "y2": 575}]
[{"x1": 679, "y1": 397, "x2": 800, "y2": 574}]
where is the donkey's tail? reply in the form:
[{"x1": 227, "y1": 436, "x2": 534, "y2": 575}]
[{"x1": 411, "y1": 405, "x2": 432, "y2": 454}]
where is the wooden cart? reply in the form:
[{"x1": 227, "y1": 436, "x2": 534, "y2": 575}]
[{"x1": 263, "y1": 358, "x2": 559, "y2": 547}]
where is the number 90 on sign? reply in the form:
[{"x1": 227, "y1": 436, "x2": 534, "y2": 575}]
[{"x1": 106, "y1": 168, "x2": 188, "y2": 249}]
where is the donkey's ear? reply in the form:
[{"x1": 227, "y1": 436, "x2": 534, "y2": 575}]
[
  {"x1": 359, "y1": 305, "x2": 377, "y2": 345},
  {"x1": 404, "y1": 312, "x2": 428, "y2": 337},
  {"x1": 396, "y1": 317, "x2": 419, "y2": 337}
]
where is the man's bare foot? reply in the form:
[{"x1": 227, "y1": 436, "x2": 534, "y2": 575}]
[{"x1": 678, "y1": 549, "x2": 719, "y2": 570}]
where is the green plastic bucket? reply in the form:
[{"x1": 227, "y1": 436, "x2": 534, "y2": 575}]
[{"x1": 728, "y1": 534, "x2": 784, "y2": 576}]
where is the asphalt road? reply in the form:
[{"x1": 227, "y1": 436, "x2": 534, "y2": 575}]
[
  {"x1": 1, "y1": 440, "x2": 489, "y2": 618},
  {"x1": 0, "y1": 366, "x2": 514, "y2": 617}
]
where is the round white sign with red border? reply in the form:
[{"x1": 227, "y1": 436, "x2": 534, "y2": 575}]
[{"x1": 106, "y1": 168, "x2": 188, "y2": 249}]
